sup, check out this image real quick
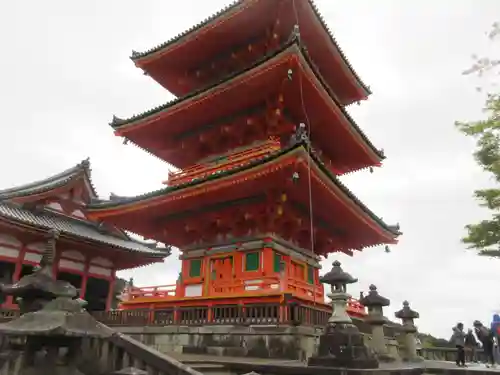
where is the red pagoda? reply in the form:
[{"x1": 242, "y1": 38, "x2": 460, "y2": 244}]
[{"x1": 87, "y1": 0, "x2": 400, "y2": 319}]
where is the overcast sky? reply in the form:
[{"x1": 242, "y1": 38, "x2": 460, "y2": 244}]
[{"x1": 1, "y1": 0, "x2": 499, "y2": 338}]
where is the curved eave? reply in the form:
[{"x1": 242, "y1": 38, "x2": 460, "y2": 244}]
[
  {"x1": 114, "y1": 41, "x2": 383, "y2": 167},
  {"x1": 130, "y1": 0, "x2": 369, "y2": 102},
  {"x1": 0, "y1": 158, "x2": 98, "y2": 202},
  {"x1": 0, "y1": 204, "x2": 168, "y2": 258},
  {"x1": 87, "y1": 143, "x2": 399, "y2": 239}
]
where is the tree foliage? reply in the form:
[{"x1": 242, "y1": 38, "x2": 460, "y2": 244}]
[{"x1": 456, "y1": 22, "x2": 500, "y2": 256}]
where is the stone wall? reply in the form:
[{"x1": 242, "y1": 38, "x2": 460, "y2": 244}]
[{"x1": 116, "y1": 324, "x2": 402, "y2": 361}]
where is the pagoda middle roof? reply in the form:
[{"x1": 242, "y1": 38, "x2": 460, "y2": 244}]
[
  {"x1": 113, "y1": 41, "x2": 383, "y2": 171},
  {"x1": 87, "y1": 141, "x2": 400, "y2": 241}
]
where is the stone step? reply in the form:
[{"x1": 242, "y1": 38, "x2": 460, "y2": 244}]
[
  {"x1": 182, "y1": 345, "x2": 247, "y2": 357},
  {"x1": 186, "y1": 362, "x2": 234, "y2": 375}
]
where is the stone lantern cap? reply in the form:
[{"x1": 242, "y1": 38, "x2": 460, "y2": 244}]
[
  {"x1": 359, "y1": 284, "x2": 390, "y2": 307},
  {"x1": 320, "y1": 260, "x2": 358, "y2": 286},
  {"x1": 395, "y1": 300, "x2": 419, "y2": 320},
  {"x1": 0, "y1": 297, "x2": 111, "y2": 338},
  {"x1": 319, "y1": 260, "x2": 358, "y2": 285}
]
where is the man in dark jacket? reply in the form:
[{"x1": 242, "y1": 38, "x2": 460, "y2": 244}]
[
  {"x1": 465, "y1": 328, "x2": 478, "y2": 363},
  {"x1": 474, "y1": 320, "x2": 496, "y2": 368}
]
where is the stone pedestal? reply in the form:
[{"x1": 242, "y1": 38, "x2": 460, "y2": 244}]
[
  {"x1": 308, "y1": 261, "x2": 378, "y2": 369},
  {"x1": 308, "y1": 323, "x2": 379, "y2": 369},
  {"x1": 395, "y1": 301, "x2": 422, "y2": 362},
  {"x1": 328, "y1": 292, "x2": 353, "y2": 324},
  {"x1": 360, "y1": 285, "x2": 394, "y2": 362}
]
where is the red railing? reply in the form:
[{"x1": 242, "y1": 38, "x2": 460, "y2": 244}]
[
  {"x1": 121, "y1": 279, "x2": 366, "y2": 317},
  {"x1": 124, "y1": 284, "x2": 177, "y2": 300},
  {"x1": 165, "y1": 139, "x2": 281, "y2": 186}
]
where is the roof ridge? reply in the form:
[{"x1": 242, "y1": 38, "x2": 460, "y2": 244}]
[{"x1": 0, "y1": 158, "x2": 98, "y2": 201}]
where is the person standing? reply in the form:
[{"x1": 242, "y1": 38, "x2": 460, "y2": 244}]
[
  {"x1": 474, "y1": 320, "x2": 496, "y2": 368},
  {"x1": 491, "y1": 315, "x2": 500, "y2": 364},
  {"x1": 451, "y1": 323, "x2": 467, "y2": 367},
  {"x1": 465, "y1": 328, "x2": 478, "y2": 363}
]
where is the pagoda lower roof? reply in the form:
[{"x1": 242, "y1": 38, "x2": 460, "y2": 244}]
[
  {"x1": 113, "y1": 41, "x2": 383, "y2": 173},
  {"x1": 0, "y1": 201, "x2": 168, "y2": 259},
  {"x1": 87, "y1": 142, "x2": 400, "y2": 254},
  {"x1": 130, "y1": 0, "x2": 370, "y2": 105}
]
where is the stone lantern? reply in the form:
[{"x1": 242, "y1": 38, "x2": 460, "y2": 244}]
[
  {"x1": 360, "y1": 285, "x2": 392, "y2": 360},
  {"x1": 308, "y1": 261, "x2": 378, "y2": 369},
  {"x1": 0, "y1": 229, "x2": 111, "y2": 374},
  {"x1": 395, "y1": 300, "x2": 421, "y2": 362}
]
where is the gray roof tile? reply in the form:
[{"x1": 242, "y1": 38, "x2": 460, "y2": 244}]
[
  {"x1": 0, "y1": 158, "x2": 97, "y2": 200},
  {"x1": 0, "y1": 202, "x2": 168, "y2": 257}
]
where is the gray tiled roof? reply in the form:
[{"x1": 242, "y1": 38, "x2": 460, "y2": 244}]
[
  {"x1": 0, "y1": 158, "x2": 97, "y2": 200},
  {"x1": 0, "y1": 202, "x2": 167, "y2": 257}
]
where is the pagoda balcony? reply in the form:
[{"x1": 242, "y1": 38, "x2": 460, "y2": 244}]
[
  {"x1": 120, "y1": 277, "x2": 367, "y2": 318},
  {"x1": 165, "y1": 139, "x2": 281, "y2": 187}
]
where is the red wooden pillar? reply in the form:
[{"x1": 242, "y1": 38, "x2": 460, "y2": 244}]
[
  {"x1": 7, "y1": 246, "x2": 27, "y2": 307},
  {"x1": 105, "y1": 269, "x2": 116, "y2": 311},
  {"x1": 80, "y1": 257, "x2": 90, "y2": 300}
]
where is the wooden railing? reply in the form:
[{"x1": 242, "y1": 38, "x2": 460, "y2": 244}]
[
  {"x1": 125, "y1": 284, "x2": 177, "y2": 300},
  {"x1": 93, "y1": 303, "x2": 330, "y2": 327},
  {"x1": 122, "y1": 278, "x2": 365, "y2": 316},
  {"x1": 165, "y1": 139, "x2": 281, "y2": 186}
]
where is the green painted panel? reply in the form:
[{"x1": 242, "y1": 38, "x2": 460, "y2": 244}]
[
  {"x1": 189, "y1": 259, "x2": 202, "y2": 277},
  {"x1": 273, "y1": 252, "x2": 282, "y2": 273},
  {"x1": 245, "y1": 252, "x2": 260, "y2": 271},
  {"x1": 307, "y1": 265, "x2": 314, "y2": 284}
]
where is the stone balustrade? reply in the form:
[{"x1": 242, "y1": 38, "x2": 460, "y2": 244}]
[
  {"x1": 0, "y1": 307, "x2": 475, "y2": 367},
  {"x1": 0, "y1": 329, "x2": 204, "y2": 375}
]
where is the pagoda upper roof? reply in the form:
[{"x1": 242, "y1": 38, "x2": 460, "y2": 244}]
[
  {"x1": 113, "y1": 41, "x2": 384, "y2": 172},
  {"x1": 87, "y1": 141, "x2": 401, "y2": 252},
  {"x1": 0, "y1": 159, "x2": 169, "y2": 259},
  {"x1": 130, "y1": 0, "x2": 370, "y2": 104}
]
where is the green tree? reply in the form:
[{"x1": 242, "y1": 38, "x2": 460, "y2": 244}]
[{"x1": 456, "y1": 22, "x2": 500, "y2": 256}]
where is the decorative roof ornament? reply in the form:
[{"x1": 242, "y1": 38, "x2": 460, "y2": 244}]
[
  {"x1": 80, "y1": 157, "x2": 90, "y2": 169},
  {"x1": 109, "y1": 192, "x2": 128, "y2": 201},
  {"x1": 287, "y1": 24, "x2": 301, "y2": 44},
  {"x1": 130, "y1": 50, "x2": 141, "y2": 59},
  {"x1": 110, "y1": 115, "x2": 125, "y2": 126},
  {"x1": 289, "y1": 123, "x2": 311, "y2": 147}
]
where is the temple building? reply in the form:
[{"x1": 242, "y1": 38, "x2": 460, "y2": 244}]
[
  {"x1": 87, "y1": 0, "x2": 401, "y2": 319},
  {"x1": 0, "y1": 159, "x2": 170, "y2": 311}
]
